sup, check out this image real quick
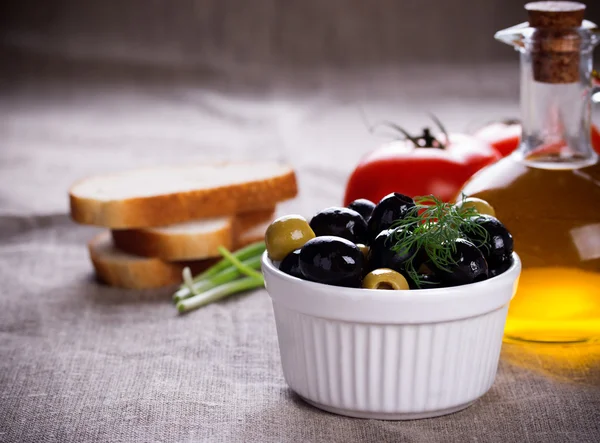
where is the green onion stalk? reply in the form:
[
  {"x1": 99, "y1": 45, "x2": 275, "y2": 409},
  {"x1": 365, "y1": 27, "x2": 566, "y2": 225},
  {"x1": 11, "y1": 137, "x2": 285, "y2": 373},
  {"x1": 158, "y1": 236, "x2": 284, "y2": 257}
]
[
  {"x1": 177, "y1": 276, "x2": 264, "y2": 313},
  {"x1": 188, "y1": 242, "x2": 265, "y2": 283},
  {"x1": 174, "y1": 241, "x2": 266, "y2": 314}
]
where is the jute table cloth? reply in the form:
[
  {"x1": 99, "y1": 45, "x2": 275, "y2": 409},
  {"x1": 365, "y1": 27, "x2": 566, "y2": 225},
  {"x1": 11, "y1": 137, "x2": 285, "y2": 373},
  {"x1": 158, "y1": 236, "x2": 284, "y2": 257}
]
[{"x1": 1, "y1": 60, "x2": 599, "y2": 442}]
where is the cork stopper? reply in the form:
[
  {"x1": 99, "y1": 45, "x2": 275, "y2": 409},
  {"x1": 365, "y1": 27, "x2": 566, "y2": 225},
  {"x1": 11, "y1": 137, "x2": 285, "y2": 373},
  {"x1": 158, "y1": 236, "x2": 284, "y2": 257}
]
[
  {"x1": 526, "y1": 2, "x2": 585, "y2": 28},
  {"x1": 525, "y1": 1, "x2": 585, "y2": 83}
]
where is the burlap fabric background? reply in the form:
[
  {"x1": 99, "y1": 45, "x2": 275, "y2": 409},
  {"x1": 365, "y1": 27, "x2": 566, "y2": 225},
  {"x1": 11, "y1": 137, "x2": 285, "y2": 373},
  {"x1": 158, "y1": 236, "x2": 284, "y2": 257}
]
[{"x1": 1, "y1": 1, "x2": 599, "y2": 441}]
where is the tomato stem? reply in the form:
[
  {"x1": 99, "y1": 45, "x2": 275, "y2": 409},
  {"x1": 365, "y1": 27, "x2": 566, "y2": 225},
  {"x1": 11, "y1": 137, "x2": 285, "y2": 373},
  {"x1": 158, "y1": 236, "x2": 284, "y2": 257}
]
[
  {"x1": 419, "y1": 128, "x2": 438, "y2": 148},
  {"x1": 362, "y1": 113, "x2": 450, "y2": 150}
]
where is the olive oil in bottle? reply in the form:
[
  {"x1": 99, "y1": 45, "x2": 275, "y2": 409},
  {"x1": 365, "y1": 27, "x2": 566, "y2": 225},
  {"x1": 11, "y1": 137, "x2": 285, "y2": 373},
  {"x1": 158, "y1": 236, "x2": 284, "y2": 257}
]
[
  {"x1": 462, "y1": 159, "x2": 600, "y2": 342},
  {"x1": 460, "y1": 2, "x2": 600, "y2": 342}
]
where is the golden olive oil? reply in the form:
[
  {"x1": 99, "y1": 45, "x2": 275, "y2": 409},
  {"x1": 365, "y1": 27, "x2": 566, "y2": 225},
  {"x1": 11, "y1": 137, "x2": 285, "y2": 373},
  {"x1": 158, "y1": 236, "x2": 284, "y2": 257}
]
[{"x1": 461, "y1": 157, "x2": 600, "y2": 342}]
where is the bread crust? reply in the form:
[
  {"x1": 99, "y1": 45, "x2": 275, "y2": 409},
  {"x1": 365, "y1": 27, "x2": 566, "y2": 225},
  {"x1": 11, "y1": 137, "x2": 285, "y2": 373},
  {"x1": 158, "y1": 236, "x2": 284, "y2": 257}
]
[
  {"x1": 111, "y1": 218, "x2": 235, "y2": 261},
  {"x1": 88, "y1": 233, "x2": 215, "y2": 289},
  {"x1": 70, "y1": 168, "x2": 296, "y2": 228},
  {"x1": 111, "y1": 208, "x2": 275, "y2": 261},
  {"x1": 234, "y1": 208, "x2": 275, "y2": 233}
]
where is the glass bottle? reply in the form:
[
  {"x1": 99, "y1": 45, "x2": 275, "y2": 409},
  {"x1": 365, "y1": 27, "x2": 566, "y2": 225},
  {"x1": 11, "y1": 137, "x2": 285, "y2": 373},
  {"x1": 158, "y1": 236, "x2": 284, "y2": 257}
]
[{"x1": 460, "y1": 2, "x2": 600, "y2": 343}]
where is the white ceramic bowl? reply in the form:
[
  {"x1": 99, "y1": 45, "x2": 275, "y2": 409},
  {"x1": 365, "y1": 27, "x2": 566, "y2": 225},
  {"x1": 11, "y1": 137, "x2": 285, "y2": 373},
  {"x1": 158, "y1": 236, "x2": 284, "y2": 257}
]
[{"x1": 262, "y1": 251, "x2": 521, "y2": 420}]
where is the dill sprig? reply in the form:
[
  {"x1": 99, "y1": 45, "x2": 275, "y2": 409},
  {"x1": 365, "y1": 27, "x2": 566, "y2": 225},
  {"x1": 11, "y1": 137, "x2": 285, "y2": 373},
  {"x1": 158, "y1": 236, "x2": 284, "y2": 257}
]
[{"x1": 389, "y1": 195, "x2": 489, "y2": 288}]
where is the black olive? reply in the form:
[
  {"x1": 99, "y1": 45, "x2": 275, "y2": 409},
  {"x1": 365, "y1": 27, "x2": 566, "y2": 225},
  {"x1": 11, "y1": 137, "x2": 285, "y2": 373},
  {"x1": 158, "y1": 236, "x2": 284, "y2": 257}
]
[
  {"x1": 489, "y1": 258, "x2": 513, "y2": 278},
  {"x1": 412, "y1": 271, "x2": 443, "y2": 289},
  {"x1": 368, "y1": 193, "x2": 416, "y2": 241},
  {"x1": 347, "y1": 199, "x2": 376, "y2": 222},
  {"x1": 433, "y1": 238, "x2": 489, "y2": 287},
  {"x1": 406, "y1": 259, "x2": 443, "y2": 289},
  {"x1": 461, "y1": 215, "x2": 514, "y2": 267},
  {"x1": 368, "y1": 228, "x2": 418, "y2": 272},
  {"x1": 279, "y1": 249, "x2": 303, "y2": 279},
  {"x1": 309, "y1": 207, "x2": 368, "y2": 244},
  {"x1": 299, "y1": 236, "x2": 364, "y2": 287}
]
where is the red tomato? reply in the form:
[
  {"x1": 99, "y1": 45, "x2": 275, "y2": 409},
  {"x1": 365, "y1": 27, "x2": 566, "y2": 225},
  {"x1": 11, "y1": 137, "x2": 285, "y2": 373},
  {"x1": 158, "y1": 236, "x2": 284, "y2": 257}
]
[
  {"x1": 474, "y1": 121, "x2": 600, "y2": 157},
  {"x1": 473, "y1": 120, "x2": 521, "y2": 157},
  {"x1": 343, "y1": 133, "x2": 501, "y2": 205}
]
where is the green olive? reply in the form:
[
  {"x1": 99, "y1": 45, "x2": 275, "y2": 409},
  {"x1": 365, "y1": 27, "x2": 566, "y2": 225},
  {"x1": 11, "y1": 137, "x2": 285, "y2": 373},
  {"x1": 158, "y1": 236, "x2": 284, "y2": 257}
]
[
  {"x1": 356, "y1": 243, "x2": 370, "y2": 259},
  {"x1": 456, "y1": 197, "x2": 496, "y2": 217},
  {"x1": 265, "y1": 215, "x2": 316, "y2": 261},
  {"x1": 362, "y1": 268, "x2": 410, "y2": 290}
]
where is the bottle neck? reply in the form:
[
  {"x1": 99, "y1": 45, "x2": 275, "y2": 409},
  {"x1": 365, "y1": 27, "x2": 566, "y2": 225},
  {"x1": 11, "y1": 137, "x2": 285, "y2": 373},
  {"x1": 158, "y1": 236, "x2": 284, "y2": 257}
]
[{"x1": 517, "y1": 48, "x2": 597, "y2": 169}]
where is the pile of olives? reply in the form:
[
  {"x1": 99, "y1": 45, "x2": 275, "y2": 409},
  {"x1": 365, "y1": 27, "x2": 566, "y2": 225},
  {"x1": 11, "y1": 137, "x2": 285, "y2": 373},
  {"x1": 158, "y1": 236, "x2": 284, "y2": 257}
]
[{"x1": 264, "y1": 193, "x2": 514, "y2": 290}]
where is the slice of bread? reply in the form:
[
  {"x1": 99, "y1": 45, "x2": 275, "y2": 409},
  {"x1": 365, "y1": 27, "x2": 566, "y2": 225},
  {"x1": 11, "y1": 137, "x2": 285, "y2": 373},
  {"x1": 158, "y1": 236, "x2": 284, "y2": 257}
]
[
  {"x1": 88, "y1": 232, "x2": 216, "y2": 289},
  {"x1": 89, "y1": 211, "x2": 272, "y2": 289},
  {"x1": 89, "y1": 230, "x2": 269, "y2": 290},
  {"x1": 111, "y1": 208, "x2": 274, "y2": 261},
  {"x1": 70, "y1": 162, "x2": 296, "y2": 228}
]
